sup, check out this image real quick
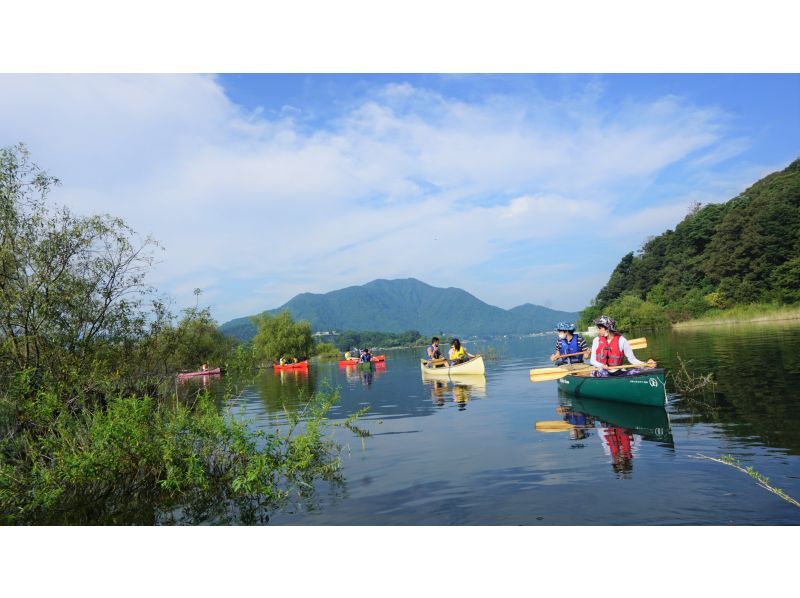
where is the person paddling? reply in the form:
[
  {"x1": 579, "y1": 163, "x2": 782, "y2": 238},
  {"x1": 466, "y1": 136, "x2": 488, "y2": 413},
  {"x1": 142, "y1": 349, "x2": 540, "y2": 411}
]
[
  {"x1": 590, "y1": 315, "x2": 655, "y2": 376},
  {"x1": 549, "y1": 322, "x2": 590, "y2": 365}
]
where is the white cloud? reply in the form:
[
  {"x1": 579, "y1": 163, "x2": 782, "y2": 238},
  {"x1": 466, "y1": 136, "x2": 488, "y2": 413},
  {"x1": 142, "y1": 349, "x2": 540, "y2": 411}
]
[{"x1": 0, "y1": 75, "x2": 754, "y2": 321}]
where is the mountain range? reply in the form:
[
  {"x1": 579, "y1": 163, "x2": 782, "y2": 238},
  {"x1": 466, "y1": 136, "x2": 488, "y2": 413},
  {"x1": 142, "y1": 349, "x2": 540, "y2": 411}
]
[{"x1": 219, "y1": 278, "x2": 579, "y2": 341}]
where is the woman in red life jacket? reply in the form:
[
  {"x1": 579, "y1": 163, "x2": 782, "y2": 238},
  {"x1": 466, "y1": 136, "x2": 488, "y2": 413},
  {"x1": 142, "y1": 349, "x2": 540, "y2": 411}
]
[{"x1": 589, "y1": 315, "x2": 656, "y2": 377}]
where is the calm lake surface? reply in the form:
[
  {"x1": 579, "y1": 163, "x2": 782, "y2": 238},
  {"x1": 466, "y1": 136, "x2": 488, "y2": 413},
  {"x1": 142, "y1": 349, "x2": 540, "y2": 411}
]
[{"x1": 224, "y1": 324, "x2": 800, "y2": 525}]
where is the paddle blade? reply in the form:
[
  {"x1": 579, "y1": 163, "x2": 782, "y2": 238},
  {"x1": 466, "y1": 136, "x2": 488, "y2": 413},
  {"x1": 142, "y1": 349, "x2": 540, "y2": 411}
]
[
  {"x1": 529, "y1": 362, "x2": 593, "y2": 381},
  {"x1": 628, "y1": 337, "x2": 647, "y2": 349},
  {"x1": 535, "y1": 421, "x2": 575, "y2": 432},
  {"x1": 530, "y1": 369, "x2": 571, "y2": 382}
]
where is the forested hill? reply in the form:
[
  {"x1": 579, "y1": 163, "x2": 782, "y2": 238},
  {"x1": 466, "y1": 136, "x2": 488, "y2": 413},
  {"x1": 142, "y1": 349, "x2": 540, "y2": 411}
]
[
  {"x1": 220, "y1": 278, "x2": 579, "y2": 340},
  {"x1": 580, "y1": 158, "x2": 800, "y2": 329}
]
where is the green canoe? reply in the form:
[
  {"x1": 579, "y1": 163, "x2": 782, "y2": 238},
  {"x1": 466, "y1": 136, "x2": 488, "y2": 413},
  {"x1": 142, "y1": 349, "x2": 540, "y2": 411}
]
[{"x1": 556, "y1": 368, "x2": 667, "y2": 407}]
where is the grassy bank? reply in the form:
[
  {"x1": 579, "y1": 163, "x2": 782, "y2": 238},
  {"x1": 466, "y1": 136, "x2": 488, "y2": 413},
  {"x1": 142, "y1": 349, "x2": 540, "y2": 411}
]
[{"x1": 672, "y1": 303, "x2": 800, "y2": 329}]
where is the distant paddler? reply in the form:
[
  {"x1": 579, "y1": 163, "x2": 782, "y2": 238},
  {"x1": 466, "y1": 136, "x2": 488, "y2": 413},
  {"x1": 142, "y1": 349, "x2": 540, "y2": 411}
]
[
  {"x1": 549, "y1": 322, "x2": 590, "y2": 365},
  {"x1": 590, "y1": 315, "x2": 656, "y2": 376}
]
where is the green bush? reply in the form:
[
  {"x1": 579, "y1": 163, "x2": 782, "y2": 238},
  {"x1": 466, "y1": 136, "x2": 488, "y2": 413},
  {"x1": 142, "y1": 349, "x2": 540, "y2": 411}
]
[
  {"x1": 314, "y1": 342, "x2": 340, "y2": 359},
  {"x1": 0, "y1": 386, "x2": 342, "y2": 524},
  {"x1": 605, "y1": 294, "x2": 670, "y2": 331}
]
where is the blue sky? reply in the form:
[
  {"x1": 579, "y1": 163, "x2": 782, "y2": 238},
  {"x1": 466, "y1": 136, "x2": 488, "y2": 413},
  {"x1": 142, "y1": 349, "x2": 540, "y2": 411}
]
[{"x1": 1, "y1": 74, "x2": 798, "y2": 323}]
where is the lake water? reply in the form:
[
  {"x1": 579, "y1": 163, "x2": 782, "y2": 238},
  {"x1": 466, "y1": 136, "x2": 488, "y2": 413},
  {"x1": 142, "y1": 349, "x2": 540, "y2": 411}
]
[{"x1": 225, "y1": 324, "x2": 800, "y2": 525}]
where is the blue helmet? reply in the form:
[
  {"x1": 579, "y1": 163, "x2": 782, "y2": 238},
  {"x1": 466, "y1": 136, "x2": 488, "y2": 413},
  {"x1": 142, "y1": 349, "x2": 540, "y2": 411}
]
[{"x1": 556, "y1": 322, "x2": 576, "y2": 332}]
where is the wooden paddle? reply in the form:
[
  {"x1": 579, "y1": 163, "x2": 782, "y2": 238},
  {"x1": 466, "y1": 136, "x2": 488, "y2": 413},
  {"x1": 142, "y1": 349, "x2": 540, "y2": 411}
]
[{"x1": 530, "y1": 362, "x2": 656, "y2": 383}]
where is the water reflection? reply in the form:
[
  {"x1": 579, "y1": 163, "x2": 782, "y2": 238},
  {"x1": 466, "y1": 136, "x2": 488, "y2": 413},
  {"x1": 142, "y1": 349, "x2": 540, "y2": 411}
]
[
  {"x1": 421, "y1": 372, "x2": 487, "y2": 410},
  {"x1": 537, "y1": 393, "x2": 674, "y2": 477},
  {"x1": 341, "y1": 361, "x2": 387, "y2": 388}
]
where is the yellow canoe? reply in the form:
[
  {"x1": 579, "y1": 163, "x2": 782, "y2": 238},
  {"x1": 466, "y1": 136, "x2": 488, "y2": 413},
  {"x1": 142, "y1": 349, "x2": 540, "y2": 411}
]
[{"x1": 419, "y1": 355, "x2": 485, "y2": 376}]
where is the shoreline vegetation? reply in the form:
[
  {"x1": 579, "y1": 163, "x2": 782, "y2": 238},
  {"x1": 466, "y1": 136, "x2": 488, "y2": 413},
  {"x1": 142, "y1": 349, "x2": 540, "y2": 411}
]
[
  {"x1": 672, "y1": 304, "x2": 800, "y2": 329},
  {"x1": 0, "y1": 144, "x2": 346, "y2": 524},
  {"x1": 578, "y1": 159, "x2": 800, "y2": 334}
]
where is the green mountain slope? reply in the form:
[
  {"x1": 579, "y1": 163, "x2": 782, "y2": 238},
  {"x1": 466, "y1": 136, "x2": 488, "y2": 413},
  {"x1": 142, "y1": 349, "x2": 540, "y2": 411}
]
[
  {"x1": 220, "y1": 278, "x2": 579, "y2": 341},
  {"x1": 580, "y1": 158, "x2": 800, "y2": 328}
]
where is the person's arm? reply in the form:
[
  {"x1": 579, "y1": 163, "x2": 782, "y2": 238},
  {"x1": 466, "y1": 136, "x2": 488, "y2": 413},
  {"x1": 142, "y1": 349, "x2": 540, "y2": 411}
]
[
  {"x1": 550, "y1": 340, "x2": 560, "y2": 362},
  {"x1": 619, "y1": 337, "x2": 645, "y2": 366},
  {"x1": 578, "y1": 335, "x2": 590, "y2": 359},
  {"x1": 589, "y1": 337, "x2": 603, "y2": 368}
]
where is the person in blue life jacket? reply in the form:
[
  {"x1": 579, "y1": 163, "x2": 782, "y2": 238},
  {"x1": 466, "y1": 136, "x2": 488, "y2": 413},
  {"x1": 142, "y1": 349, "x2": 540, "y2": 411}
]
[
  {"x1": 549, "y1": 322, "x2": 590, "y2": 365},
  {"x1": 590, "y1": 315, "x2": 656, "y2": 377},
  {"x1": 360, "y1": 347, "x2": 372, "y2": 363}
]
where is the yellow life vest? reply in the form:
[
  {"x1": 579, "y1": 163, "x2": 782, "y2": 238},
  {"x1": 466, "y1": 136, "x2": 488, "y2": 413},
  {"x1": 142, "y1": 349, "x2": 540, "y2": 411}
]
[{"x1": 451, "y1": 346, "x2": 466, "y2": 360}]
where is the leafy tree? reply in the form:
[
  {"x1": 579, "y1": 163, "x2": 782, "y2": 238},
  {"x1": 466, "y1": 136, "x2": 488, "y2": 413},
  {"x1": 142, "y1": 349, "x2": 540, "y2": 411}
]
[
  {"x1": 313, "y1": 341, "x2": 340, "y2": 359},
  {"x1": 604, "y1": 294, "x2": 670, "y2": 331},
  {"x1": 0, "y1": 144, "x2": 157, "y2": 392},
  {"x1": 0, "y1": 145, "x2": 344, "y2": 524},
  {"x1": 252, "y1": 311, "x2": 313, "y2": 363},
  {"x1": 770, "y1": 257, "x2": 800, "y2": 303}
]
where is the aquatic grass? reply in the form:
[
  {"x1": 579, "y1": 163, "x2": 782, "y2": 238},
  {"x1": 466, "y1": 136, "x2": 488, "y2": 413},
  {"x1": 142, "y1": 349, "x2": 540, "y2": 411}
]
[
  {"x1": 691, "y1": 453, "x2": 800, "y2": 509},
  {"x1": 341, "y1": 406, "x2": 372, "y2": 439},
  {"x1": 667, "y1": 354, "x2": 721, "y2": 416}
]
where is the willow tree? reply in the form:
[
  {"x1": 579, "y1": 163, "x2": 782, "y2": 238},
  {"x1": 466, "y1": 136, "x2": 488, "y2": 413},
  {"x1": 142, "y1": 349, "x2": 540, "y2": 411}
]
[
  {"x1": 252, "y1": 310, "x2": 313, "y2": 364},
  {"x1": 0, "y1": 144, "x2": 158, "y2": 390}
]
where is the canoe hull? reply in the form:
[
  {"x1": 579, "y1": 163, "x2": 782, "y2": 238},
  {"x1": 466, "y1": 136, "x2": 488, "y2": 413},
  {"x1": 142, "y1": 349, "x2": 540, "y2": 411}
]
[
  {"x1": 177, "y1": 367, "x2": 221, "y2": 380},
  {"x1": 556, "y1": 368, "x2": 666, "y2": 407},
  {"x1": 273, "y1": 360, "x2": 309, "y2": 370},
  {"x1": 419, "y1": 355, "x2": 485, "y2": 376}
]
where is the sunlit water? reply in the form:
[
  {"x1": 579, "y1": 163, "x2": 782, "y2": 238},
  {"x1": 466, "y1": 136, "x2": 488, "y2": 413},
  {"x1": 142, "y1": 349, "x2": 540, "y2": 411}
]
[{"x1": 212, "y1": 325, "x2": 800, "y2": 525}]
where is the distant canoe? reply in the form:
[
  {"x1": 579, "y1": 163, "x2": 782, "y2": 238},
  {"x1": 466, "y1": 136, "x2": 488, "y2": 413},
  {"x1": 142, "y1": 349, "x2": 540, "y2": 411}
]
[
  {"x1": 273, "y1": 360, "x2": 309, "y2": 370},
  {"x1": 338, "y1": 354, "x2": 386, "y2": 366},
  {"x1": 419, "y1": 355, "x2": 485, "y2": 376},
  {"x1": 176, "y1": 367, "x2": 221, "y2": 380}
]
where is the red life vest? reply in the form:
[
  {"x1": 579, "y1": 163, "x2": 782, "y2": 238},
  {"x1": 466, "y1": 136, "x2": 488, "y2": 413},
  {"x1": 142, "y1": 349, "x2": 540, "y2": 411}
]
[{"x1": 596, "y1": 334, "x2": 624, "y2": 367}]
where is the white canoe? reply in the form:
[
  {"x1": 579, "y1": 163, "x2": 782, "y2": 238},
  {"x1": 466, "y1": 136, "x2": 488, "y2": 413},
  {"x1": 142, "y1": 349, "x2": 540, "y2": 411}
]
[{"x1": 419, "y1": 355, "x2": 485, "y2": 376}]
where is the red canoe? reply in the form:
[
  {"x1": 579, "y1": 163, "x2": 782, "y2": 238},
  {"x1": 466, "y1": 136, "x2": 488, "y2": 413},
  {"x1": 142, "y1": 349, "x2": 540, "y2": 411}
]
[
  {"x1": 338, "y1": 354, "x2": 386, "y2": 366},
  {"x1": 273, "y1": 360, "x2": 309, "y2": 370},
  {"x1": 176, "y1": 367, "x2": 221, "y2": 380}
]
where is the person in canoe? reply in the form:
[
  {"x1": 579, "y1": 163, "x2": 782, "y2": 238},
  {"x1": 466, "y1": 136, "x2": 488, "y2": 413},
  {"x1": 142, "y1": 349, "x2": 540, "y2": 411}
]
[
  {"x1": 590, "y1": 315, "x2": 656, "y2": 376},
  {"x1": 549, "y1": 322, "x2": 590, "y2": 365},
  {"x1": 448, "y1": 338, "x2": 473, "y2": 365},
  {"x1": 200, "y1": 362, "x2": 209, "y2": 372},
  {"x1": 426, "y1": 337, "x2": 443, "y2": 361},
  {"x1": 360, "y1": 348, "x2": 372, "y2": 363}
]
